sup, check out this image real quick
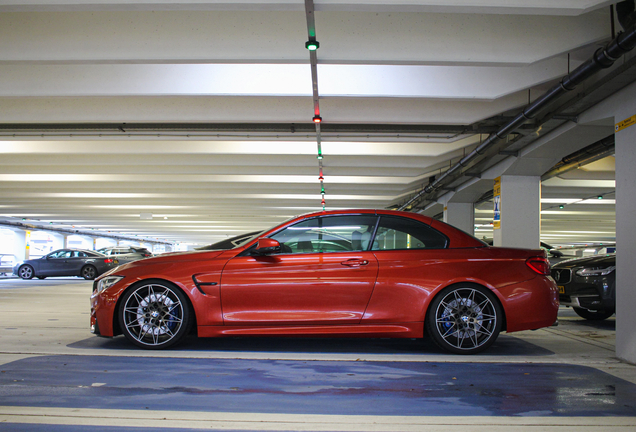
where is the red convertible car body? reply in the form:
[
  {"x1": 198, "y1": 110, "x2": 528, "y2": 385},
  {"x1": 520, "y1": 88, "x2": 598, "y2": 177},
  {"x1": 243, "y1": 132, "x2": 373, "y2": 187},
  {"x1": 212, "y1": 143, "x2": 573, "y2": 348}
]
[{"x1": 91, "y1": 209, "x2": 558, "y2": 354}]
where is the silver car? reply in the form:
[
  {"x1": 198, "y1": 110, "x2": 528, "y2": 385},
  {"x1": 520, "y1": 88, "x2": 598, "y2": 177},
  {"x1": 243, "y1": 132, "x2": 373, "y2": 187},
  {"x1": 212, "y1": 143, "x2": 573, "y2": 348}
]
[{"x1": 97, "y1": 247, "x2": 153, "y2": 264}]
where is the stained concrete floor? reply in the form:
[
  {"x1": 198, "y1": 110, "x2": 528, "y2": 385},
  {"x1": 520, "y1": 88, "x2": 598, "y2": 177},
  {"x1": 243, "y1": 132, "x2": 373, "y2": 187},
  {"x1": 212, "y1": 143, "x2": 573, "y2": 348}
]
[{"x1": 0, "y1": 278, "x2": 635, "y2": 431}]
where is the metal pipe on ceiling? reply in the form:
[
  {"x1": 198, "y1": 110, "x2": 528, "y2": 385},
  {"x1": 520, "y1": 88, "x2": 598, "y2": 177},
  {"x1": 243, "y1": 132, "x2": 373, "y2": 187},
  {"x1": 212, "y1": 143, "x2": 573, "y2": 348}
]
[
  {"x1": 541, "y1": 134, "x2": 616, "y2": 180},
  {"x1": 472, "y1": 134, "x2": 616, "y2": 206},
  {"x1": 398, "y1": 6, "x2": 636, "y2": 211}
]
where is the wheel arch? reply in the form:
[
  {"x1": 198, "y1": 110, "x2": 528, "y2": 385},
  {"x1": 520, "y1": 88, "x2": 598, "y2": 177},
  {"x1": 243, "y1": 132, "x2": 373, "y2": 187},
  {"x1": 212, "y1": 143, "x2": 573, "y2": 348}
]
[
  {"x1": 111, "y1": 277, "x2": 198, "y2": 337},
  {"x1": 18, "y1": 264, "x2": 36, "y2": 279}
]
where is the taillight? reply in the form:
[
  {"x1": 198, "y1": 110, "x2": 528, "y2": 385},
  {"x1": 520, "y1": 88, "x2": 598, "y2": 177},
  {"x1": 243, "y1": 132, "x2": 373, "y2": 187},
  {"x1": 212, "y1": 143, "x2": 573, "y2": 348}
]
[
  {"x1": 526, "y1": 257, "x2": 550, "y2": 275},
  {"x1": 104, "y1": 258, "x2": 114, "y2": 264}
]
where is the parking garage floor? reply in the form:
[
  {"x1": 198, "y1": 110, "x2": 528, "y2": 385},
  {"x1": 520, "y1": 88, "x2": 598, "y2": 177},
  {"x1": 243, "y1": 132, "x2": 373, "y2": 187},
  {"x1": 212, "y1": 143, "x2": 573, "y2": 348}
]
[{"x1": 0, "y1": 278, "x2": 635, "y2": 431}]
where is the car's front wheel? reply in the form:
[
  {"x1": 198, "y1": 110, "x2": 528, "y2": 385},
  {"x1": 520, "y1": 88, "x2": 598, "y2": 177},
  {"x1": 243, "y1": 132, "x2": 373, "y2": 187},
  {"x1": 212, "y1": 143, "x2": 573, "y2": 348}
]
[
  {"x1": 573, "y1": 307, "x2": 615, "y2": 321},
  {"x1": 118, "y1": 281, "x2": 191, "y2": 349},
  {"x1": 18, "y1": 265, "x2": 34, "y2": 280},
  {"x1": 426, "y1": 284, "x2": 502, "y2": 354}
]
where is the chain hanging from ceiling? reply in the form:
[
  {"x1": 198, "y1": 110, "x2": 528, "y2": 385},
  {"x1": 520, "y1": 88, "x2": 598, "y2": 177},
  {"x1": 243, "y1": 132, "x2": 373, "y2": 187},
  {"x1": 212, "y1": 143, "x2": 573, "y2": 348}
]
[{"x1": 304, "y1": 0, "x2": 326, "y2": 210}]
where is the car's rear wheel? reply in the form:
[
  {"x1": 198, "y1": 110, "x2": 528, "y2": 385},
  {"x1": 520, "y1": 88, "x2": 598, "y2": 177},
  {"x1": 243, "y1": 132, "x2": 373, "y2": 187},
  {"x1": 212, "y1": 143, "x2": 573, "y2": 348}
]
[
  {"x1": 573, "y1": 307, "x2": 615, "y2": 321},
  {"x1": 118, "y1": 281, "x2": 191, "y2": 349},
  {"x1": 426, "y1": 284, "x2": 502, "y2": 354},
  {"x1": 81, "y1": 265, "x2": 97, "y2": 280},
  {"x1": 18, "y1": 265, "x2": 34, "y2": 280}
]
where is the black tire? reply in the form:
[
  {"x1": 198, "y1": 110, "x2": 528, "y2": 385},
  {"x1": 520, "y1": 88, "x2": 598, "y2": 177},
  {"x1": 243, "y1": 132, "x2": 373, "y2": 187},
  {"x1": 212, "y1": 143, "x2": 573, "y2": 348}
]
[
  {"x1": 81, "y1": 265, "x2": 97, "y2": 280},
  {"x1": 18, "y1": 265, "x2": 34, "y2": 280},
  {"x1": 118, "y1": 280, "x2": 191, "y2": 349},
  {"x1": 573, "y1": 307, "x2": 615, "y2": 321},
  {"x1": 426, "y1": 284, "x2": 503, "y2": 355}
]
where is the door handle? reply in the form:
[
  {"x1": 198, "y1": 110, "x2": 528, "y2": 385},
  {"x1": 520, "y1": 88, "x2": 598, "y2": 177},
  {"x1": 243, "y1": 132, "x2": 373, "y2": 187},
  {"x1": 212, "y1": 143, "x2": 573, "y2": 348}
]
[{"x1": 341, "y1": 259, "x2": 369, "y2": 267}]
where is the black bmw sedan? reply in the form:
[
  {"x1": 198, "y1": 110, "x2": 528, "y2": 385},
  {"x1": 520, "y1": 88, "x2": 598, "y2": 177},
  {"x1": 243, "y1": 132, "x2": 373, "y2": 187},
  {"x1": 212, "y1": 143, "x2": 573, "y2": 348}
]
[
  {"x1": 551, "y1": 253, "x2": 616, "y2": 320},
  {"x1": 13, "y1": 249, "x2": 120, "y2": 280}
]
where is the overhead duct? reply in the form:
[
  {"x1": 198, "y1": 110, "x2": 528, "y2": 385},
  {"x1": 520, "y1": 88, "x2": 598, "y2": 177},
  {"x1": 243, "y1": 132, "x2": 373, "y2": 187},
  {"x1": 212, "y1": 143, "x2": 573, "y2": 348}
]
[
  {"x1": 617, "y1": 0, "x2": 635, "y2": 31},
  {"x1": 398, "y1": 5, "x2": 636, "y2": 211}
]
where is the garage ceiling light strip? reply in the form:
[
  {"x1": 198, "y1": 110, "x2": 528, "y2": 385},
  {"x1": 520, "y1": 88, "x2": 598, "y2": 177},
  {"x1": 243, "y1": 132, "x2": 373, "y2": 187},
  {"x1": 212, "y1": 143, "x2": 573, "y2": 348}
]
[{"x1": 304, "y1": 0, "x2": 325, "y2": 211}]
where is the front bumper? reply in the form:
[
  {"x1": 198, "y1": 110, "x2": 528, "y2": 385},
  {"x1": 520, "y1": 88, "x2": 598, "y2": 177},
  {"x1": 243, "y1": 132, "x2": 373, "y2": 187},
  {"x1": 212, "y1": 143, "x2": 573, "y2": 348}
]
[{"x1": 559, "y1": 293, "x2": 614, "y2": 311}]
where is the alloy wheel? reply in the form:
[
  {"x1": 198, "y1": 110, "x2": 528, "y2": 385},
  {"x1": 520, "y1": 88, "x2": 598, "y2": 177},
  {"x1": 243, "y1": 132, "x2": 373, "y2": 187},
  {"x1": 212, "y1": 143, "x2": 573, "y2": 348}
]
[
  {"x1": 120, "y1": 282, "x2": 189, "y2": 348},
  {"x1": 428, "y1": 286, "x2": 501, "y2": 354}
]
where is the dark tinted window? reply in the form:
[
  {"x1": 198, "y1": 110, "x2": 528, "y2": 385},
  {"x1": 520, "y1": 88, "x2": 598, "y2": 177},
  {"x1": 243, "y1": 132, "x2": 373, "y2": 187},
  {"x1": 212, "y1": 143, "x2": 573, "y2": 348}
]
[
  {"x1": 49, "y1": 250, "x2": 73, "y2": 259},
  {"x1": 271, "y1": 215, "x2": 379, "y2": 254},
  {"x1": 371, "y1": 216, "x2": 448, "y2": 250}
]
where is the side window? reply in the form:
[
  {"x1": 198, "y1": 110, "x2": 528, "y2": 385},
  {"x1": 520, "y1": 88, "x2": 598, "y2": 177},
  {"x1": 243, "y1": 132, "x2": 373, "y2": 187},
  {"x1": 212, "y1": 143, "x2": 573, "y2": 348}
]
[
  {"x1": 372, "y1": 216, "x2": 448, "y2": 250},
  {"x1": 270, "y1": 215, "x2": 379, "y2": 254},
  {"x1": 53, "y1": 250, "x2": 73, "y2": 259}
]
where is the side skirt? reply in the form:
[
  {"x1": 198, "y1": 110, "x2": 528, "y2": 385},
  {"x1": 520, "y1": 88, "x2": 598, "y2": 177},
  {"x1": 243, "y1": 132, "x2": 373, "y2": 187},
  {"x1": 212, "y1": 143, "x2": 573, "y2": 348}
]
[{"x1": 197, "y1": 323, "x2": 424, "y2": 338}]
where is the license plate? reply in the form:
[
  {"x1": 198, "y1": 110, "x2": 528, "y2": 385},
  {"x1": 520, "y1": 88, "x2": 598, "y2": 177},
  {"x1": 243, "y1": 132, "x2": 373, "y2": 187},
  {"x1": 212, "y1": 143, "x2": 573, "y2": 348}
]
[
  {"x1": 558, "y1": 285, "x2": 565, "y2": 294},
  {"x1": 114, "y1": 259, "x2": 119, "y2": 265}
]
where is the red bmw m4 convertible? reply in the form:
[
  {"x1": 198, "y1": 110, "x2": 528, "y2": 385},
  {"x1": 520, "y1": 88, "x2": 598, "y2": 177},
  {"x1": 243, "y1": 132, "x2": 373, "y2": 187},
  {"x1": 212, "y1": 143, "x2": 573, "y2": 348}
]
[{"x1": 91, "y1": 209, "x2": 558, "y2": 354}]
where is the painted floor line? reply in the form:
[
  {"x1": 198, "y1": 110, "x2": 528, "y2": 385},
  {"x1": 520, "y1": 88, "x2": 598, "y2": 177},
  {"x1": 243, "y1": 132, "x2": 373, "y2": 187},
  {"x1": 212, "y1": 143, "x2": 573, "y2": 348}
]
[
  {"x1": 1, "y1": 407, "x2": 635, "y2": 431},
  {"x1": 0, "y1": 347, "x2": 620, "y2": 365}
]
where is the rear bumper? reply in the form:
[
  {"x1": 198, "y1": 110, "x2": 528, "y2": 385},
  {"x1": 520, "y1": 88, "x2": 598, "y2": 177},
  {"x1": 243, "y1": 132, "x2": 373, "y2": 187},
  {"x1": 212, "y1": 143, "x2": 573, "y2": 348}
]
[{"x1": 498, "y1": 276, "x2": 559, "y2": 333}]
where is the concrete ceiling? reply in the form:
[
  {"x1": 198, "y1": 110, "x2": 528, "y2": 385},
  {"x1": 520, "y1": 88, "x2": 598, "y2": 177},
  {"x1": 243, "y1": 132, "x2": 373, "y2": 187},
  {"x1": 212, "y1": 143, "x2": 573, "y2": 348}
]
[{"x1": 0, "y1": 0, "x2": 629, "y2": 247}]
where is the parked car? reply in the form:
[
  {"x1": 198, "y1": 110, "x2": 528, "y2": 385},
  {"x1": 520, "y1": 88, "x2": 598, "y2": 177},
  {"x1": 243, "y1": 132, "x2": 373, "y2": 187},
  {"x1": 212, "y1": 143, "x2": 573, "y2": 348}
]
[
  {"x1": 97, "y1": 247, "x2": 153, "y2": 264},
  {"x1": 551, "y1": 253, "x2": 616, "y2": 320},
  {"x1": 0, "y1": 254, "x2": 15, "y2": 276},
  {"x1": 91, "y1": 209, "x2": 558, "y2": 354},
  {"x1": 14, "y1": 249, "x2": 120, "y2": 280},
  {"x1": 195, "y1": 231, "x2": 262, "y2": 251}
]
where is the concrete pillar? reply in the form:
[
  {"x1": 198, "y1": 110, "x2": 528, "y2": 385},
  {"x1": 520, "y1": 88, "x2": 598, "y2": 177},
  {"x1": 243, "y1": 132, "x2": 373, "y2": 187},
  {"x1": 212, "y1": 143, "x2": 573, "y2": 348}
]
[
  {"x1": 493, "y1": 175, "x2": 541, "y2": 249},
  {"x1": 49, "y1": 233, "x2": 64, "y2": 250},
  {"x1": 615, "y1": 105, "x2": 636, "y2": 364},
  {"x1": 443, "y1": 202, "x2": 475, "y2": 235},
  {"x1": 24, "y1": 230, "x2": 31, "y2": 260},
  {"x1": 13, "y1": 230, "x2": 27, "y2": 262}
]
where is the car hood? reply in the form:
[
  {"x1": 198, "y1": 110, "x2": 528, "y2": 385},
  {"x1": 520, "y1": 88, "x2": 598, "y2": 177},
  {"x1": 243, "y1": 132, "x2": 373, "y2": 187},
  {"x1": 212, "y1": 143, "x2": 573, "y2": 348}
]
[
  {"x1": 552, "y1": 253, "x2": 616, "y2": 269},
  {"x1": 105, "y1": 249, "x2": 227, "y2": 274}
]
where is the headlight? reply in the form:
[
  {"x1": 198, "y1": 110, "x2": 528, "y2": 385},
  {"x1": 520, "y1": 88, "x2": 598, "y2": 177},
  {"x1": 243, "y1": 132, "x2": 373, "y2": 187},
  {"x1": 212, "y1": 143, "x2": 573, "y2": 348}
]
[
  {"x1": 96, "y1": 275, "x2": 124, "y2": 293},
  {"x1": 575, "y1": 266, "x2": 615, "y2": 277}
]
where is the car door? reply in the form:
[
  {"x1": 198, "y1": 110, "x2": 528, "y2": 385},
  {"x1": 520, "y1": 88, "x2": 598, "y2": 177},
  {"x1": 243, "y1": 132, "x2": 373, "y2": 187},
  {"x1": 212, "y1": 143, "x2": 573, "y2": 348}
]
[
  {"x1": 65, "y1": 250, "x2": 92, "y2": 275},
  {"x1": 39, "y1": 250, "x2": 74, "y2": 276},
  {"x1": 220, "y1": 214, "x2": 380, "y2": 325}
]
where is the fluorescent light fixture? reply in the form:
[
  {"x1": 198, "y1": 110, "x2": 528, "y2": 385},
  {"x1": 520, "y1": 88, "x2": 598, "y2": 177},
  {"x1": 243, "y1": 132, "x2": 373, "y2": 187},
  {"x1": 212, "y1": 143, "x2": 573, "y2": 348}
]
[
  {"x1": 540, "y1": 198, "x2": 582, "y2": 204},
  {"x1": 575, "y1": 199, "x2": 616, "y2": 205}
]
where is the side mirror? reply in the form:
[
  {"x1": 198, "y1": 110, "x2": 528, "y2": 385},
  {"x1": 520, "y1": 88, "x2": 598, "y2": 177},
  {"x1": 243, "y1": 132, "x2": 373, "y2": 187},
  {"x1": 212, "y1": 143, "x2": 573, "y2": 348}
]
[{"x1": 253, "y1": 238, "x2": 281, "y2": 256}]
